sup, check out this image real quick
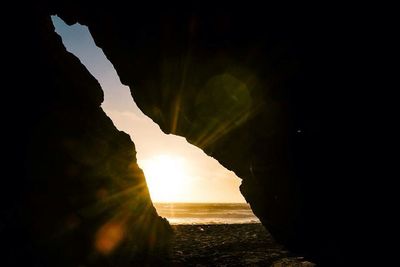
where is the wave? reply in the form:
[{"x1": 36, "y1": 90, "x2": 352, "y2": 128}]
[{"x1": 154, "y1": 203, "x2": 260, "y2": 225}]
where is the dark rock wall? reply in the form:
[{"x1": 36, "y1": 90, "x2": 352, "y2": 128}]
[
  {"x1": 2, "y1": 4, "x2": 170, "y2": 267},
  {"x1": 52, "y1": 3, "x2": 356, "y2": 265},
  {"x1": 3, "y1": 2, "x2": 369, "y2": 266}
]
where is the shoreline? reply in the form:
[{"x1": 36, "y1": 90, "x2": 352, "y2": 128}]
[{"x1": 169, "y1": 221, "x2": 261, "y2": 226}]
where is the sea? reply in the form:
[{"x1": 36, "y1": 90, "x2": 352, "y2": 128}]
[{"x1": 154, "y1": 203, "x2": 260, "y2": 225}]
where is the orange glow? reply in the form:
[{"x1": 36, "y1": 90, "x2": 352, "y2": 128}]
[
  {"x1": 140, "y1": 154, "x2": 188, "y2": 203},
  {"x1": 95, "y1": 222, "x2": 125, "y2": 255},
  {"x1": 52, "y1": 16, "x2": 247, "y2": 204}
]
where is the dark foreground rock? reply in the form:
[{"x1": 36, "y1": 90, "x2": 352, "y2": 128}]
[
  {"x1": 3, "y1": 1, "x2": 375, "y2": 266},
  {"x1": 2, "y1": 5, "x2": 171, "y2": 267},
  {"x1": 50, "y1": 4, "x2": 356, "y2": 265}
]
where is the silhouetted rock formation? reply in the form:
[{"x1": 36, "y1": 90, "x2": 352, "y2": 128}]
[
  {"x1": 3, "y1": 2, "x2": 368, "y2": 266},
  {"x1": 2, "y1": 4, "x2": 170, "y2": 267}
]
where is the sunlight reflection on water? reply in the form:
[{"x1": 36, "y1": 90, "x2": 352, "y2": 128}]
[{"x1": 154, "y1": 203, "x2": 260, "y2": 225}]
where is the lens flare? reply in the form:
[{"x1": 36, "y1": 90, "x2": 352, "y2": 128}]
[{"x1": 95, "y1": 221, "x2": 125, "y2": 255}]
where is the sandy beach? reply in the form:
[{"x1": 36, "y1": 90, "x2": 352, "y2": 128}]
[{"x1": 168, "y1": 223, "x2": 315, "y2": 266}]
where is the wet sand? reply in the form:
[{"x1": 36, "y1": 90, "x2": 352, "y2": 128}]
[{"x1": 169, "y1": 223, "x2": 315, "y2": 266}]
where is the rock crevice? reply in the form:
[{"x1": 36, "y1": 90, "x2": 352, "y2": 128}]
[{"x1": 3, "y1": 2, "x2": 361, "y2": 266}]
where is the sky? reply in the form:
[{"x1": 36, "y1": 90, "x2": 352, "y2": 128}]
[{"x1": 51, "y1": 16, "x2": 246, "y2": 203}]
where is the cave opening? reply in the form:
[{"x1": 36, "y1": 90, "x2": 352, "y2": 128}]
[{"x1": 51, "y1": 16, "x2": 260, "y2": 225}]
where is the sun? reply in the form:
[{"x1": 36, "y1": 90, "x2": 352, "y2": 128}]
[{"x1": 139, "y1": 154, "x2": 188, "y2": 203}]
